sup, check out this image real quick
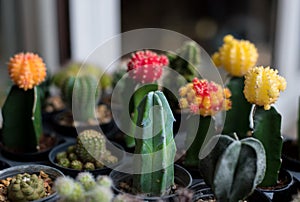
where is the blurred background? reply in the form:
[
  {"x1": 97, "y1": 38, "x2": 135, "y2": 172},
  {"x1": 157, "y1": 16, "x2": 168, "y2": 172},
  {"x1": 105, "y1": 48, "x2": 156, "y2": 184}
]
[{"x1": 0, "y1": 0, "x2": 299, "y2": 137}]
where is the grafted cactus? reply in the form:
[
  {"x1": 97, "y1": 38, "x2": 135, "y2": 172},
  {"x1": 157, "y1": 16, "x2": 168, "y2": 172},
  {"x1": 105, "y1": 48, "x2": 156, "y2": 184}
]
[
  {"x1": 133, "y1": 91, "x2": 176, "y2": 196},
  {"x1": 7, "y1": 173, "x2": 46, "y2": 202},
  {"x1": 61, "y1": 75, "x2": 100, "y2": 122},
  {"x1": 2, "y1": 53, "x2": 46, "y2": 152},
  {"x1": 199, "y1": 135, "x2": 266, "y2": 202}
]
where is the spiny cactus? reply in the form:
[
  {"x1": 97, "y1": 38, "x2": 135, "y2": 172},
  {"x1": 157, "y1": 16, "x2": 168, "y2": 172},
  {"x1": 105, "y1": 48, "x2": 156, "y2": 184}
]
[
  {"x1": 7, "y1": 173, "x2": 46, "y2": 202},
  {"x1": 179, "y1": 78, "x2": 231, "y2": 167},
  {"x1": 54, "y1": 173, "x2": 114, "y2": 202},
  {"x1": 212, "y1": 35, "x2": 258, "y2": 77},
  {"x1": 199, "y1": 135, "x2": 266, "y2": 202},
  {"x1": 2, "y1": 52, "x2": 46, "y2": 152},
  {"x1": 61, "y1": 75, "x2": 100, "y2": 122},
  {"x1": 75, "y1": 130, "x2": 118, "y2": 165},
  {"x1": 133, "y1": 91, "x2": 176, "y2": 196},
  {"x1": 244, "y1": 66, "x2": 286, "y2": 187}
]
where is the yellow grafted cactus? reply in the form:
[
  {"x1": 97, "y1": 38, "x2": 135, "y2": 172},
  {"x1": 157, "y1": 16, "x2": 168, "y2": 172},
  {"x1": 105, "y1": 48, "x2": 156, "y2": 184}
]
[
  {"x1": 212, "y1": 35, "x2": 258, "y2": 77},
  {"x1": 8, "y1": 52, "x2": 47, "y2": 90},
  {"x1": 179, "y1": 78, "x2": 231, "y2": 116},
  {"x1": 243, "y1": 66, "x2": 287, "y2": 110}
]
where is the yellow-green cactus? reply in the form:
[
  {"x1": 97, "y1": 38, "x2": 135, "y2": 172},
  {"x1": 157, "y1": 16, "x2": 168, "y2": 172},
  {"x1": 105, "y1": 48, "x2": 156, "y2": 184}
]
[
  {"x1": 244, "y1": 66, "x2": 287, "y2": 110},
  {"x1": 212, "y1": 35, "x2": 258, "y2": 77},
  {"x1": 7, "y1": 173, "x2": 46, "y2": 202}
]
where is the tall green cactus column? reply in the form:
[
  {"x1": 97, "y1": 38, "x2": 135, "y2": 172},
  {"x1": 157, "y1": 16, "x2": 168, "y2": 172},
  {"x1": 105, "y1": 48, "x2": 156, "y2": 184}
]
[{"x1": 133, "y1": 91, "x2": 176, "y2": 196}]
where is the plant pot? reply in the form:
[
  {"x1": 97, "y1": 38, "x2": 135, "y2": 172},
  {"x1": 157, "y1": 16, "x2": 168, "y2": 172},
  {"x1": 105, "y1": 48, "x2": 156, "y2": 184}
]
[
  {"x1": 282, "y1": 139, "x2": 300, "y2": 172},
  {"x1": 48, "y1": 140, "x2": 125, "y2": 178},
  {"x1": 109, "y1": 164, "x2": 192, "y2": 201},
  {"x1": 256, "y1": 169, "x2": 296, "y2": 202},
  {"x1": 52, "y1": 110, "x2": 119, "y2": 139},
  {"x1": 190, "y1": 179, "x2": 271, "y2": 202},
  {"x1": 0, "y1": 164, "x2": 64, "y2": 202},
  {"x1": 0, "y1": 131, "x2": 65, "y2": 162},
  {"x1": 0, "y1": 159, "x2": 10, "y2": 170}
]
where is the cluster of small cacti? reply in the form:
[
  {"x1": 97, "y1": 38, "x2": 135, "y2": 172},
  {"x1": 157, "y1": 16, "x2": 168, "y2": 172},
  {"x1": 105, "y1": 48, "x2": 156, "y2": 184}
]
[
  {"x1": 7, "y1": 173, "x2": 46, "y2": 202},
  {"x1": 244, "y1": 66, "x2": 287, "y2": 110},
  {"x1": 179, "y1": 77, "x2": 232, "y2": 116},
  {"x1": 133, "y1": 91, "x2": 176, "y2": 196},
  {"x1": 127, "y1": 50, "x2": 169, "y2": 84},
  {"x1": 199, "y1": 135, "x2": 266, "y2": 202},
  {"x1": 2, "y1": 52, "x2": 47, "y2": 152},
  {"x1": 54, "y1": 172, "x2": 114, "y2": 202},
  {"x1": 212, "y1": 34, "x2": 258, "y2": 77},
  {"x1": 56, "y1": 130, "x2": 118, "y2": 170}
]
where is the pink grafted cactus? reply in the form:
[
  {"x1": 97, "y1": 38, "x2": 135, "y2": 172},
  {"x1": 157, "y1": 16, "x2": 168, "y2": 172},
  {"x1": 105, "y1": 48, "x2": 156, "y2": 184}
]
[{"x1": 127, "y1": 50, "x2": 169, "y2": 83}]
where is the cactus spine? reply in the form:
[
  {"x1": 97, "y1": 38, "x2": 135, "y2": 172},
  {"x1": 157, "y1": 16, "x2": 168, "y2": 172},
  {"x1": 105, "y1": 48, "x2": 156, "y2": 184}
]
[
  {"x1": 199, "y1": 135, "x2": 266, "y2": 202},
  {"x1": 7, "y1": 173, "x2": 46, "y2": 202},
  {"x1": 133, "y1": 91, "x2": 176, "y2": 196},
  {"x1": 62, "y1": 75, "x2": 100, "y2": 122}
]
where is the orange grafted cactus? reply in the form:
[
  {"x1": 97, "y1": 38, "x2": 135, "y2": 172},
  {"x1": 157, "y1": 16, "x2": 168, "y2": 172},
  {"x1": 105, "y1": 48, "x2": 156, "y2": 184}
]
[
  {"x1": 179, "y1": 78, "x2": 231, "y2": 116},
  {"x1": 8, "y1": 52, "x2": 47, "y2": 90}
]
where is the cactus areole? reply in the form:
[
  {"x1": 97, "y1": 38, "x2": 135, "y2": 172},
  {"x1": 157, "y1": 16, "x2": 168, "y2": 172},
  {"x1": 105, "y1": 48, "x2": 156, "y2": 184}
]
[{"x1": 133, "y1": 91, "x2": 176, "y2": 196}]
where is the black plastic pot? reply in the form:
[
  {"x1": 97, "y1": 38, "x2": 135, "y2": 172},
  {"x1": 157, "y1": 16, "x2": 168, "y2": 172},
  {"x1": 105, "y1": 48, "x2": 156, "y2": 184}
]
[
  {"x1": 109, "y1": 164, "x2": 192, "y2": 201},
  {"x1": 0, "y1": 159, "x2": 10, "y2": 170},
  {"x1": 0, "y1": 132, "x2": 65, "y2": 162},
  {"x1": 48, "y1": 140, "x2": 125, "y2": 178},
  {"x1": 52, "y1": 110, "x2": 119, "y2": 139},
  {"x1": 190, "y1": 179, "x2": 271, "y2": 202},
  {"x1": 257, "y1": 169, "x2": 296, "y2": 202},
  {"x1": 0, "y1": 164, "x2": 64, "y2": 202}
]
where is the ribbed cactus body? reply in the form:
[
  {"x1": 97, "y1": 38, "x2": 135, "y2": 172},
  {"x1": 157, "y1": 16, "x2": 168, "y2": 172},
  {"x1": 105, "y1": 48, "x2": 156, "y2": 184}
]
[
  {"x1": 61, "y1": 75, "x2": 100, "y2": 122},
  {"x1": 7, "y1": 173, "x2": 46, "y2": 202},
  {"x1": 75, "y1": 130, "x2": 106, "y2": 163},
  {"x1": 133, "y1": 91, "x2": 176, "y2": 196},
  {"x1": 168, "y1": 41, "x2": 201, "y2": 82},
  {"x1": 199, "y1": 135, "x2": 266, "y2": 202}
]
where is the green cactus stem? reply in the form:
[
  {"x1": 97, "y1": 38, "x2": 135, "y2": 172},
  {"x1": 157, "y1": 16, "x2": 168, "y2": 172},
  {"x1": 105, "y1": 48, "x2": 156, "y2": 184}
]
[
  {"x1": 199, "y1": 135, "x2": 266, "y2": 202},
  {"x1": 252, "y1": 106, "x2": 282, "y2": 187},
  {"x1": 1, "y1": 85, "x2": 42, "y2": 152},
  {"x1": 62, "y1": 75, "x2": 100, "y2": 123},
  {"x1": 183, "y1": 115, "x2": 212, "y2": 167},
  {"x1": 133, "y1": 91, "x2": 176, "y2": 196},
  {"x1": 8, "y1": 173, "x2": 46, "y2": 202},
  {"x1": 222, "y1": 77, "x2": 252, "y2": 138},
  {"x1": 125, "y1": 84, "x2": 159, "y2": 148}
]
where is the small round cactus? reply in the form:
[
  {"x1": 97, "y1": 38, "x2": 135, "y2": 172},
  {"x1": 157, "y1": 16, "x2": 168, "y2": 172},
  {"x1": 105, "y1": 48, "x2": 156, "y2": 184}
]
[
  {"x1": 84, "y1": 162, "x2": 96, "y2": 171},
  {"x1": 54, "y1": 176, "x2": 85, "y2": 202},
  {"x1": 87, "y1": 186, "x2": 113, "y2": 202},
  {"x1": 58, "y1": 158, "x2": 71, "y2": 168},
  {"x1": 7, "y1": 173, "x2": 46, "y2": 202},
  {"x1": 56, "y1": 151, "x2": 68, "y2": 161},
  {"x1": 70, "y1": 160, "x2": 83, "y2": 170},
  {"x1": 76, "y1": 172, "x2": 96, "y2": 190},
  {"x1": 96, "y1": 175, "x2": 113, "y2": 188}
]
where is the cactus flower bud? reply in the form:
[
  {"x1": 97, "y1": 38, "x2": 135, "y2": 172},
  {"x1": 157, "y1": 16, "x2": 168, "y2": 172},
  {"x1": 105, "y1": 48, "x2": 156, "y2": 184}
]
[
  {"x1": 212, "y1": 35, "x2": 258, "y2": 77},
  {"x1": 243, "y1": 66, "x2": 287, "y2": 110},
  {"x1": 179, "y1": 78, "x2": 231, "y2": 116},
  {"x1": 127, "y1": 50, "x2": 169, "y2": 83},
  {"x1": 8, "y1": 52, "x2": 47, "y2": 90}
]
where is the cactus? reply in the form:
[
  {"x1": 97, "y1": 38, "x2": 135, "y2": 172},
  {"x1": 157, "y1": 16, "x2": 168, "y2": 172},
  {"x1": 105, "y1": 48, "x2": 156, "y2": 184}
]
[
  {"x1": 167, "y1": 40, "x2": 201, "y2": 82},
  {"x1": 199, "y1": 135, "x2": 266, "y2": 202},
  {"x1": 54, "y1": 172, "x2": 113, "y2": 202},
  {"x1": 133, "y1": 91, "x2": 176, "y2": 196},
  {"x1": 96, "y1": 175, "x2": 113, "y2": 188},
  {"x1": 84, "y1": 162, "x2": 96, "y2": 171},
  {"x1": 58, "y1": 158, "x2": 71, "y2": 168},
  {"x1": 70, "y1": 160, "x2": 83, "y2": 170},
  {"x1": 1, "y1": 53, "x2": 47, "y2": 152},
  {"x1": 179, "y1": 78, "x2": 232, "y2": 167},
  {"x1": 212, "y1": 35, "x2": 258, "y2": 77},
  {"x1": 123, "y1": 50, "x2": 169, "y2": 148},
  {"x1": 61, "y1": 75, "x2": 100, "y2": 122},
  {"x1": 7, "y1": 173, "x2": 46, "y2": 202},
  {"x1": 75, "y1": 130, "x2": 107, "y2": 163},
  {"x1": 243, "y1": 66, "x2": 286, "y2": 187}
]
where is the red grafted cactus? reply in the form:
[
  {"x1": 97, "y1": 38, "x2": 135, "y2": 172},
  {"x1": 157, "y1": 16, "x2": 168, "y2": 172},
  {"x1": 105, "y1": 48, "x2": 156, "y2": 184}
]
[
  {"x1": 127, "y1": 50, "x2": 169, "y2": 83},
  {"x1": 179, "y1": 78, "x2": 232, "y2": 116}
]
